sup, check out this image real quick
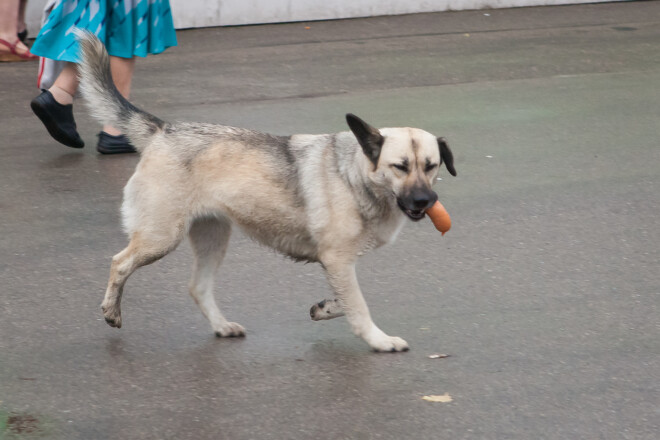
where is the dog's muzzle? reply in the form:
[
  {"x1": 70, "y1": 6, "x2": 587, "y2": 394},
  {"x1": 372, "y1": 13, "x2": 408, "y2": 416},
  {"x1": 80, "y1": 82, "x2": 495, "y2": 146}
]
[{"x1": 397, "y1": 190, "x2": 438, "y2": 221}]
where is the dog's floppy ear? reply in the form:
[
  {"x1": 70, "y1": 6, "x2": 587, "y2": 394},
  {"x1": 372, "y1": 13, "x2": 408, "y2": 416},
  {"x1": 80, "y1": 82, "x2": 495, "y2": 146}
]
[
  {"x1": 438, "y1": 137, "x2": 457, "y2": 176},
  {"x1": 346, "y1": 113, "x2": 384, "y2": 167}
]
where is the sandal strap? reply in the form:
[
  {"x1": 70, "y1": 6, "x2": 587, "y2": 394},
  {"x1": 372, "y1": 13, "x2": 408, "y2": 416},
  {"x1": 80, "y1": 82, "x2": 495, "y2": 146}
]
[
  {"x1": 0, "y1": 37, "x2": 37, "y2": 60},
  {"x1": 0, "y1": 38, "x2": 18, "y2": 50}
]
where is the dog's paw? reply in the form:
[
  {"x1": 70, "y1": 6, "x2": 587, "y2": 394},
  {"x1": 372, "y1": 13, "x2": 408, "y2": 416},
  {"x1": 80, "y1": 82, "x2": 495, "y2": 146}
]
[
  {"x1": 310, "y1": 299, "x2": 345, "y2": 321},
  {"x1": 214, "y1": 322, "x2": 246, "y2": 338},
  {"x1": 361, "y1": 326, "x2": 409, "y2": 352},
  {"x1": 370, "y1": 336, "x2": 409, "y2": 353},
  {"x1": 101, "y1": 302, "x2": 122, "y2": 328}
]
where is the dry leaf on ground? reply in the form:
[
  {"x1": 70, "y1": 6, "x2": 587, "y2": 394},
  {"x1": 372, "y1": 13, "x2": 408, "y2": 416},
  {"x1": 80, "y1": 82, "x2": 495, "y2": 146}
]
[
  {"x1": 428, "y1": 353, "x2": 450, "y2": 359},
  {"x1": 422, "y1": 393, "x2": 453, "y2": 403}
]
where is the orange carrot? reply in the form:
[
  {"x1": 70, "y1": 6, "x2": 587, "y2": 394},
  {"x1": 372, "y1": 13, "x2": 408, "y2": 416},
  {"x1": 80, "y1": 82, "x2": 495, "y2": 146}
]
[{"x1": 427, "y1": 201, "x2": 451, "y2": 236}]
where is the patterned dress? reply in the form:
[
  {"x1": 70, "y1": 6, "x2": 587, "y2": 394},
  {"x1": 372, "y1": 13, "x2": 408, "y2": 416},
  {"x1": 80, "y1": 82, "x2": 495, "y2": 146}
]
[{"x1": 31, "y1": 0, "x2": 178, "y2": 62}]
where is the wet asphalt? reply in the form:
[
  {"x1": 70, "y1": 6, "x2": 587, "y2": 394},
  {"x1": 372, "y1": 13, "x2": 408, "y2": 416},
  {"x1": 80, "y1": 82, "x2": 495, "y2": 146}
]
[{"x1": 1, "y1": 2, "x2": 659, "y2": 439}]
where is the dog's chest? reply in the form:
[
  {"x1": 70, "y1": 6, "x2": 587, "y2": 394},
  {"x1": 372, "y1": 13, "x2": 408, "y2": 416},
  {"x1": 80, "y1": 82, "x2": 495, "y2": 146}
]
[{"x1": 360, "y1": 214, "x2": 406, "y2": 254}]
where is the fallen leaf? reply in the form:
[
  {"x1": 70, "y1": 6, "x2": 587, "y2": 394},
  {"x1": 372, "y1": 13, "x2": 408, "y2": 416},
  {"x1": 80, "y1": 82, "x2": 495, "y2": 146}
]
[
  {"x1": 428, "y1": 353, "x2": 450, "y2": 359},
  {"x1": 422, "y1": 393, "x2": 453, "y2": 403}
]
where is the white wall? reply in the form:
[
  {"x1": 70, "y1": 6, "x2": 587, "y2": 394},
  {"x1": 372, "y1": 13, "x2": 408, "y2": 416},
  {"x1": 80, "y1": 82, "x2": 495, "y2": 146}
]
[
  {"x1": 169, "y1": 0, "x2": 619, "y2": 28},
  {"x1": 26, "y1": 0, "x2": 620, "y2": 35}
]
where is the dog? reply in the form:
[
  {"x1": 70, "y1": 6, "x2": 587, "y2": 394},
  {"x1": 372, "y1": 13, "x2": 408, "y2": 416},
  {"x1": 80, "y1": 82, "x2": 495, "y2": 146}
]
[{"x1": 76, "y1": 31, "x2": 456, "y2": 352}]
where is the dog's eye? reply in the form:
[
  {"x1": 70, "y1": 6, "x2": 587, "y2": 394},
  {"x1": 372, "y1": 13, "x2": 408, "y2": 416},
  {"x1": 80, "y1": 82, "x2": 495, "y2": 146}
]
[
  {"x1": 392, "y1": 163, "x2": 409, "y2": 173},
  {"x1": 425, "y1": 163, "x2": 438, "y2": 172}
]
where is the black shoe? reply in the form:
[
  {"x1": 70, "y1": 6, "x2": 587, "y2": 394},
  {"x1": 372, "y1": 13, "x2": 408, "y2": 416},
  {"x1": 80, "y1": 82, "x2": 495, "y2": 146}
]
[
  {"x1": 30, "y1": 90, "x2": 85, "y2": 149},
  {"x1": 96, "y1": 131, "x2": 137, "y2": 154}
]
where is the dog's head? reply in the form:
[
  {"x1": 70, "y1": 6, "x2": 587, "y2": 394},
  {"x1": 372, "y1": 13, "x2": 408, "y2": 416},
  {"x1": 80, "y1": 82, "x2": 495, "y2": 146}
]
[{"x1": 346, "y1": 113, "x2": 456, "y2": 221}]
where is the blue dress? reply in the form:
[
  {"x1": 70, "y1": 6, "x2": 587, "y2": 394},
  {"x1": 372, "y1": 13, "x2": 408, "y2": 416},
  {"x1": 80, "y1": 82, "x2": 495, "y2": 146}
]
[{"x1": 31, "y1": 0, "x2": 178, "y2": 62}]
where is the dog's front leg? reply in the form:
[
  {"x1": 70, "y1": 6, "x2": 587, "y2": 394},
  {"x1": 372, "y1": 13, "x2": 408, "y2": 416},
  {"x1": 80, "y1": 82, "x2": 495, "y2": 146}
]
[{"x1": 321, "y1": 258, "x2": 409, "y2": 352}]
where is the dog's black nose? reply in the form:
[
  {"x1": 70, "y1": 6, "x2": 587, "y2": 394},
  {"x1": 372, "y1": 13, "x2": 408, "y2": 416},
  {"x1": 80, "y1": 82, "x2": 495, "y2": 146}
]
[
  {"x1": 403, "y1": 188, "x2": 438, "y2": 212},
  {"x1": 412, "y1": 190, "x2": 438, "y2": 210},
  {"x1": 413, "y1": 195, "x2": 431, "y2": 210}
]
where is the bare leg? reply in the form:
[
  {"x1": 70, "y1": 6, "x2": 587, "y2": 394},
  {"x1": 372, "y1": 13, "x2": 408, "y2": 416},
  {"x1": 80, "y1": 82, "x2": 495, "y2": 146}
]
[
  {"x1": 17, "y1": 0, "x2": 27, "y2": 35},
  {"x1": 188, "y1": 216, "x2": 245, "y2": 337},
  {"x1": 321, "y1": 256, "x2": 409, "y2": 352},
  {"x1": 50, "y1": 63, "x2": 79, "y2": 104},
  {"x1": 104, "y1": 56, "x2": 135, "y2": 135},
  {"x1": 0, "y1": 0, "x2": 31, "y2": 56},
  {"x1": 0, "y1": 0, "x2": 19, "y2": 38}
]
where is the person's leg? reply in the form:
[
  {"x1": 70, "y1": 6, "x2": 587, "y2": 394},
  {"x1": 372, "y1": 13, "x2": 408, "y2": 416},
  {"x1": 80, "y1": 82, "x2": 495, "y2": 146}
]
[
  {"x1": 0, "y1": 0, "x2": 19, "y2": 40},
  {"x1": 103, "y1": 56, "x2": 136, "y2": 136},
  {"x1": 49, "y1": 63, "x2": 79, "y2": 104},
  {"x1": 0, "y1": 0, "x2": 33, "y2": 58},
  {"x1": 31, "y1": 63, "x2": 84, "y2": 148},
  {"x1": 96, "y1": 55, "x2": 137, "y2": 153},
  {"x1": 17, "y1": 0, "x2": 27, "y2": 37}
]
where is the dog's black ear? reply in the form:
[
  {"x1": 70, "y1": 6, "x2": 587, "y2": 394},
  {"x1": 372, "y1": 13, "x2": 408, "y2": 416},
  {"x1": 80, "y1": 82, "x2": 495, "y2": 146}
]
[
  {"x1": 438, "y1": 137, "x2": 457, "y2": 176},
  {"x1": 346, "y1": 113, "x2": 384, "y2": 167}
]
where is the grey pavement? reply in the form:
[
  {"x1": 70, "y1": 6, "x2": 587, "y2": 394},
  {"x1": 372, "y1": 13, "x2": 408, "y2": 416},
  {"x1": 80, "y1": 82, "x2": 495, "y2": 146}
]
[{"x1": 1, "y1": 2, "x2": 659, "y2": 439}]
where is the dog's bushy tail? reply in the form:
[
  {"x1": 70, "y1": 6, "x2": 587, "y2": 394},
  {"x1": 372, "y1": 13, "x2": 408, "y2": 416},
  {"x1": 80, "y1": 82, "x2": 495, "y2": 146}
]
[{"x1": 75, "y1": 29, "x2": 165, "y2": 152}]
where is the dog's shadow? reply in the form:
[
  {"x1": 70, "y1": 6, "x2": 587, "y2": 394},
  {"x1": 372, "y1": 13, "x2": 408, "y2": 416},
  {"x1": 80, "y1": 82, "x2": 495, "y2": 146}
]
[{"x1": 104, "y1": 336, "x2": 128, "y2": 358}]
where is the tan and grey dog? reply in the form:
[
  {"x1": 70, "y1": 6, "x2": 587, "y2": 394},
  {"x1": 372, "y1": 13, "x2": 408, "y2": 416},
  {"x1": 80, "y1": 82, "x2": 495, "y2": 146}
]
[{"x1": 76, "y1": 31, "x2": 456, "y2": 352}]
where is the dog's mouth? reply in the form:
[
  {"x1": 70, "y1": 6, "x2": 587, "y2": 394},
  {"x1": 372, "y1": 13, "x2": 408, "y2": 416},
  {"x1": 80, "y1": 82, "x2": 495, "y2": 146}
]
[{"x1": 397, "y1": 200, "x2": 427, "y2": 221}]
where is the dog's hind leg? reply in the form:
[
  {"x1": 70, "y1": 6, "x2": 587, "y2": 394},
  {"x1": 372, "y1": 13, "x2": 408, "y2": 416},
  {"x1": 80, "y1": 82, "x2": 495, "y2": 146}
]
[
  {"x1": 102, "y1": 225, "x2": 184, "y2": 328},
  {"x1": 310, "y1": 299, "x2": 345, "y2": 321},
  {"x1": 188, "y1": 216, "x2": 245, "y2": 338}
]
